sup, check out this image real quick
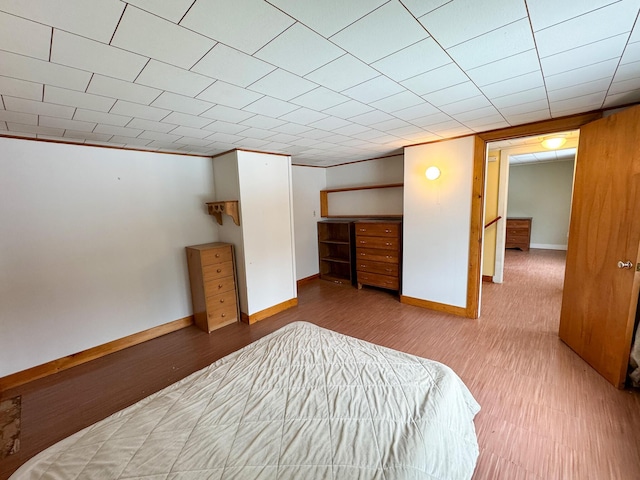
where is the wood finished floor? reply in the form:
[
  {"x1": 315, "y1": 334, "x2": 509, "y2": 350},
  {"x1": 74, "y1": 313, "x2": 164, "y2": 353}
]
[{"x1": 2, "y1": 249, "x2": 639, "y2": 479}]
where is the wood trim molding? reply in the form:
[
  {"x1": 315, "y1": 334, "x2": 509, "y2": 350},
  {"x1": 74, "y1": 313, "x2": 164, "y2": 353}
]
[
  {"x1": 400, "y1": 295, "x2": 468, "y2": 318},
  {"x1": 297, "y1": 274, "x2": 319, "y2": 288},
  {"x1": 0, "y1": 316, "x2": 194, "y2": 392},
  {"x1": 240, "y1": 298, "x2": 298, "y2": 325},
  {"x1": 482, "y1": 275, "x2": 494, "y2": 283}
]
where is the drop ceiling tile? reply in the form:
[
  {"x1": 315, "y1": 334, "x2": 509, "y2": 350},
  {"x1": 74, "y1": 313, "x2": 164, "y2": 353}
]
[
  {"x1": 279, "y1": 107, "x2": 328, "y2": 125},
  {"x1": 369, "y1": 118, "x2": 412, "y2": 131},
  {"x1": 452, "y1": 105, "x2": 502, "y2": 122},
  {"x1": 136, "y1": 60, "x2": 214, "y2": 97},
  {"x1": 151, "y1": 91, "x2": 214, "y2": 115},
  {"x1": 534, "y1": 1, "x2": 639, "y2": 58},
  {"x1": 3, "y1": 96, "x2": 74, "y2": 118},
  {"x1": 465, "y1": 118, "x2": 510, "y2": 131},
  {"x1": 402, "y1": 0, "x2": 453, "y2": 18},
  {"x1": 428, "y1": 122, "x2": 473, "y2": 137},
  {"x1": 200, "y1": 105, "x2": 255, "y2": 123},
  {"x1": 401, "y1": 63, "x2": 467, "y2": 96},
  {"x1": 110, "y1": 100, "x2": 171, "y2": 121},
  {"x1": 126, "y1": 118, "x2": 177, "y2": 133},
  {"x1": 608, "y1": 76, "x2": 640, "y2": 95},
  {"x1": 138, "y1": 130, "x2": 183, "y2": 142},
  {"x1": 237, "y1": 137, "x2": 271, "y2": 149},
  {"x1": 544, "y1": 58, "x2": 619, "y2": 91},
  {"x1": 266, "y1": 132, "x2": 300, "y2": 144},
  {"x1": 342, "y1": 76, "x2": 404, "y2": 103},
  {"x1": 500, "y1": 99, "x2": 551, "y2": 117},
  {"x1": 0, "y1": 110, "x2": 38, "y2": 125},
  {"x1": 93, "y1": 124, "x2": 143, "y2": 137},
  {"x1": 528, "y1": 0, "x2": 622, "y2": 32},
  {"x1": 0, "y1": 76, "x2": 42, "y2": 101},
  {"x1": 330, "y1": 1, "x2": 428, "y2": 63},
  {"x1": 232, "y1": 127, "x2": 274, "y2": 139},
  {"x1": 409, "y1": 111, "x2": 453, "y2": 128},
  {"x1": 604, "y1": 89, "x2": 640, "y2": 107},
  {"x1": 447, "y1": 19, "x2": 536, "y2": 70},
  {"x1": 205, "y1": 132, "x2": 245, "y2": 143},
  {"x1": 466, "y1": 49, "x2": 540, "y2": 87},
  {"x1": 400, "y1": 131, "x2": 443, "y2": 144},
  {"x1": 196, "y1": 81, "x2": 263, "y2": 109},
  {"x1": 254, "y1": 23, "x2": 344, "y2": 76},
  {"x1": 367, "y1": 133, "x2": 403, "y2": 144},
  {"x1": 6, "y1": 123, "x2": 64, "y2": 136},
  {"x1": 550, "y1": 95, "x2": 605, "y2": 116},
  {"x1": 291, "y1": 87, "x2": 349, "y2": 110},
  {"x1": 161, "y1": 112, "x2": 211, "y2": 128},
  {"x1": 73, "y1": 109, "x2": 132, "y2": 126},
  {"x1": 321, "y1": 133, "x2": 353, "y2": 144},
  {"x1": 0, "y1": 50, "x2": 91, "y2": 91},
  {"x1": 166, "y1": 125, "x2": 211, "y2": 138},
  {"x1": 63, "y1": 130, "x2": 113, "y2": 142},
  {"x1": 0, "y1": 130, "x2": 36, "y2": 138},
  {"x1": 621, "y1": 41, "x2": 640, "y2": 64},
  {"x1": 86, "y1": 75, "x2": 160, "y2": 105},
  {"x1": 348, "y1": 109, "x2": 394, "y2": 126},
  {"x1": 423, "y1": 81, "x2": 483, "y2": 107},
  {"x1": 321, "y1": 100, "x2": 373, "y2": 119},
  {"x1": 44, "y1": 86, "x2": 115, "y2": 112},
  {"x1": 372, "y1": 38, "x2": 453, "y2": 82},
  {"x1": 548, "y1": 78, "x2": 612, "y2": 101},
  {"x1": 0, "y1": 0, "x2": 125, "y2": 43},
  {"x1": 330, "y1": 123, "x2": 372, "y2": 136},
  {"x1": 38, "y1": 116, "x2": 96, "y2": 132},
  {"x1": 202, "y1": 121, "x2": 249, "y2": 135},
  {"x1": 289, "y1": 137, "x2": 323, "y2": 147},
  {"x1": 541, "y1": 34, "x2": 628, "y2": 76},
  {"x1": 240, "y1": 114, "x2": 286, "y2": 129},
  {"x1": 307, "y1": 116, "x2": 352, "y2": 131},
  {"x1": 271, "y1": 122, "x2": 312, "y2": 135},
  {"x1": 51, "y1": 30, "x2": 148, "y2": 82},
  {"x1": 248, "y1": 69, "x2": 317, "y2": 101},
  {"x1": 145, "y1": 140, "x2": 181, "y2": 149},
  {"x1": 438, "y1": 95, "x2": 493, "y2": 116},
  {"x1": 0, "y1": 11, "x2": 51, "y2": 60},
  {"x1": 125, "y1": 0, "x2": 194, "y2": 22},
  {"x1": 370, "y1": 91, "x2": 424, "y2": 113},
  {"x1": 419, "y1": 0, "x2": 528, "y2": 48},
  {"x1": 299, "y1": 128, "x2": 334, "y2": 139},
  {"x1": 0, "y1": 122, "x2": 6, "y2": 130},
  {"x1": 305, "y1": 54, "x2": 379, "y2": 92},
  {"x1": 111, "y1": 6, "x2": 216, "y2": 70},
  {"x1": 393, "y1": 102, "x2": 440, "y2": 121},
  {"x1": 192, "y1": 44, "x2": 275, "y2": 87},
  {"x1": 350, "y1": 128, "x2": 387, "y2": 140},
  {"x1": 243, "y1": 96, "x2": 299, "y2": 117},
  {"x1": 491, "y1": 87, "x2": 548, "y2": 109},
  {"x1": 260, "y1": 141, "x2": 292, "y2": 152},
  {"x1": 174, "y1": 137, "x2": 212, "y2": 146},
  {"x1": 109, "y1": 135, "x2": 152, "y2": 146},
  {"x1": 181, "y1": 0, "x2": 295, "y2": 54},
  {"x1": 481, "y1": 71, "x2": 544, "y2": 98}
]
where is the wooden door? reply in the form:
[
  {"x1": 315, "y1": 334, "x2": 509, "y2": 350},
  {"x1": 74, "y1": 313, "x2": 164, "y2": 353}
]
[{"x1": 559, "y1": 105, "x2": 640, "y2": 388}]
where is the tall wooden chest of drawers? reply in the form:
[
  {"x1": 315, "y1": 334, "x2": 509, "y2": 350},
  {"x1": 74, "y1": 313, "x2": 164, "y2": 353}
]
[
  {"x1": 186, "y1": 242, "x2": 240, "y2": 333},
  {"x1": 505, "y1": 217, "x2": 532, "y2": 251},
  {"x1": 354, "y1": 220, "x2": 402, "y2": 292}
]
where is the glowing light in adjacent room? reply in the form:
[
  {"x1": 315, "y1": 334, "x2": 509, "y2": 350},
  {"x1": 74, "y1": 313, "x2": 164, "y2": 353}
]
[
  {"x1": 541, "y1": 137, "x2": 567, "y2": 149},
  {"x1": 425, "y1": 166, "x2": 441, "y2": 180}
]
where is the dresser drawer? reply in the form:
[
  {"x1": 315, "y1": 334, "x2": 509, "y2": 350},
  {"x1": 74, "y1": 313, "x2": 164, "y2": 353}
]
[
  {"x1": 201, "y1": 245, "x2": 233, "y2": 266},
  {"x1": 206, "y1": 289, "x2": 236, "y2": 312},
  {"x1": 507, "y1": 219, "x2": 530, "y2": 228},
  {"x1": 358, "y1": 272, "x2": 399, "y2": 290},
  {"x1": 206, "y1": 301, "x2": 238, "y2": 327},
  {"x1": 356, "y1": 247, "x2": 398, "y2": 264},
  {"x1": 356, "y1": 260, "x2": 398, "y2": 276},
  {"x1": 204, "y1": 275, "x2": 236, "y2": 296},
  {"x1": 507, "y1": 228, "x2": 528, "y2": 237},
  {"x1": 203, "y1": 261, "x2": 234, "y2": 281},
  {"x1": 355, "y1": 235, "x2": 399, "y2": 250},
  {"x1": 355, "y1": 223, "x2": 399, "y2": 237}
]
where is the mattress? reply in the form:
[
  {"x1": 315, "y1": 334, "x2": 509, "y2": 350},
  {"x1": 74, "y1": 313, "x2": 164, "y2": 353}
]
[{"x1": 10, "y1": 321, "x2": 480, "y2": 479}]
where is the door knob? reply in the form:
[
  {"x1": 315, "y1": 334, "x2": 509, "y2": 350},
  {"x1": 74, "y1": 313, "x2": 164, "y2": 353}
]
[{"x1": 617, "y1": 260, "x2": 633, "y2": 269}]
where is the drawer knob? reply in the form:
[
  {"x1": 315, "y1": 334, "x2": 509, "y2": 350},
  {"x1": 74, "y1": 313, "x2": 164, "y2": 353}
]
[
  {"x1": 385, "y1": 229, "x2": 391, "y2": 232},
  {"x1": 359, "y1": 228, "x2": 366, "y2": 231},
  {"x1": 218, "y1": 284, "x2": 223, "y2": 288},
  {"x1": 360, "y1": 253, "x2": 365, "y2": 256},
  {"x1": 386, "y1": 269, "x2": 392, "y2": 272},
  {"x1": 215, "y1": 253, "x2": 220, "y2": 257},
  {"x1": 221, "y1": 313, "x2": 226, "y2": 317},
  {"x1": 386, "y1": 242, "x2": 391, "y2": 245},
  {"x1": 386, "y1": 255, "x2": 391, "y2": 258},
  {"x1": 216, "y1": 268, "x2": 222, "y2": 273},
  {"x1": 360, "y1": 240, "x2": 366, "y2": 244},
  {"x1": 220, "y1": 298, "x2": 224, "y2": 303}
]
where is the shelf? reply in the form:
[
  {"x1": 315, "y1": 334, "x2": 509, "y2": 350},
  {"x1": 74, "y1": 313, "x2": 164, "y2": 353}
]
[
  {"x1": 319, "y1": 273, "x2": 351, "y2": 285},
  {"x1": 320, "y1": 256, "x2": 350, "y2": 264},
  {"x1": 320, "y1": 183, "x2": 404, "y2": 218},
  {"x1": 206, "y1": 201, "x2": 240, "y2": 226},
  {"x1": 319, "y1": 239, "x2": 350, "y2": 245}
]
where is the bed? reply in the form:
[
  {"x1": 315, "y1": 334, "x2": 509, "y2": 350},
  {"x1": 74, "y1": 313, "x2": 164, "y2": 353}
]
[{"x1": 10, "y1": 322, "x2": 480, "y2": 479}]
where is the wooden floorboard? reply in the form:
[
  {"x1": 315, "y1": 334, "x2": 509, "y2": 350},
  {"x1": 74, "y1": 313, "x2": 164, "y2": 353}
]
[{"x1": 1, "y1": 249, "x2": 639, "y2": 479}]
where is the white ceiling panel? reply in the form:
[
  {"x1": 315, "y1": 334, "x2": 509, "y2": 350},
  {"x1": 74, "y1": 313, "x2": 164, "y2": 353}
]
[
  {"x1": 111, "y1": 6, "x2": 216, "y2": 70},
  {"x1": 73, "y1": 109, "x2": 132, "y2": 127},
  {"x1": 87, "y1": 75, "x2": 161, "y2": 105},
  {"x1": 370, "y1": 118, "x2": 412, "y2": 131},
  {"x1": 136, "y1": 61, "x2": 214, "y2": 97},
  {"x1": 491, "y1": 87, "x2": 548, "y2": 109},
  {"x1": 608, "y1": 76, "x2": 640, "y2": 95},
  {"x1": 3, "y1": 96, "x2": 74, "y2": 118},
  {"x1": 393, "y1": 102, "x2": 440, "y2": 121},
  {"x1": 44, "y1": 86, "x2": 116, "y2": 112},
  {"x1": 342, "y1": 76, "x2": 404, "y2": 103},
  {"x1": 410, "y1": 111, "x2": 455, "y2": 128},
  {"x1": 64, "y1": 130, "x2": 113, "y2": 142},
  {"x1": 0, "y1": 0, "x2": 124, "y2": 43},
  {"x1": 124, "y1": 0, "x2": 195, "y2": 22},
  {"x1": 439, "y1": 95, "x2": 493, "y2": 116},
  {"x1": 401, "y1": 63, "x2": 468, "y2": 96},
  {"x1": 203, "y1": 121, "x2": 250, "y2": 135},
  {"x1": 544, "y1": 59, "x2": 619, "y2": 91},
  {"x1": 447, "y1": 19, "x2": 536, "y2": 70},
  {"x1": 550, "y1": 92, "x2": 606, "y2": 115},
  {"x1": 51, "y1": 30, "x2": 148, "y2": 82},
  {"x1": 267, "y1": 0, "x2": 386, "y2": 37},
  {"x1": 167, "y1": 126, "x2": 211, "y2": 139},
  {"x1": 6, "y1": 123, "x2": 64, "y2": 136},
  {"x1": 419, "y1": 0, "x2": 528, "y2": 48},
  {"x1": 386, "y1": 124, "x2": 428, "y2": 138},
  {"x1": 109, "y1": 136, "x2": 152, "y2": 146},
  {"x1": 0, "y1": 110, "x2": 38, "y2": 125},
  {"x1": 541, "y1": 34, "x2": 629, "y2": 76},
  {"x1": 452, "y1": 105, "x2": 502, "y2": 122},
  {"x1": 500, "y1": 98, "x2": 551, "y2": 117},
  {"x1": 423, "y1": 81, "x2": 483, "y2": 107},
  {"x1": 137, "y1": 131, "x2": 182, "y2": 143},
  {"x1": 465, "y1": 117, "x2": 510, "y2": 131},
  {"x1": 279, "y1": 107, "x2": 329, "y2": 125},
  {"x1": 181, "y1": 0, "x2": 295, "y2": 54},
  {"x1": 243, "y1": 96, "x2": 300, "y2": 117},
  {"x1": 240, "y1": 114, "x2": 286, "y2": 130},
  {"x1": 503, "y1": 109, "x2": 551, "y2": 124},
  {"x1": 39, "y1": 116, "x2": 96, "y2": 132},
  {"x1": 481, "y1": 71, "x2": 545, "y2": 98},
  {"x1": 330, "y1": 1, "x2": 428, "y2": 63},
  {"x1": 206, "y1": 132, "x2": 245, "y2": 144},
  {"x1": 200, "y1": 105, "x2": 255, "y2": 123},
  {"x1": 271, "y1": 122, "x2": 312, "y2": 135},
  {"x1": 321, "y1": 100, "x2": 373, "y2": 119},
  {"x1": 249, "y1": 69, "x2": 317, "y2": 101},
  {"x1": 348, "y1": 109, "x2": 395, "y2": 126},
  {"x1": 161, "y1": 112, "x2": 211, "y2": 129},
  {"x1": 94, "y1": 124, "x2": 143, "y2": 138},
  {"x1": 255, "y1": 23, "x2": 344, "y2": 76},
  {"x1": 110, "y1": 100, "x2": 171, "y2": 121},
  {"x1": 304, "y1": 54, "x2": 379, "y2": 92},
  {"x1": 528, "y1": 0, "x2": 622, "y2": 32},
  {"x1": 330, "y1": 123, "x2": 372, "y2": 136},
  {"x1": 192, "y1": 44, "x2": 275, "y2": 87},
  {"x1": 267, "y1": 132, "x2": 301, "y2": 144},
  {"x1": 604, "y1": 89, "x2": 640, "y2": 107},
  {"x1": 307, "y1": 116, "x2": 353, "y2": 131},
  {"x1": 371, "y1": 91, "x2": 424, "y2": 113},
  {"x1": 372, "y1": 38, "x2": 452, "y2": 82},
  {"x1": 0, "y1": 50, "x2": 91, "y2": 91},
  {"x1": 151, "y1": 92, "x2": 214, "y2": 115},
  {"x1": 612, "y1": 60, "x2": 640, "y2": 81},
  {"x1": 196, "y1": 81, "x2": 264, "y2": 109},
  {"x1": 0, "y1": 76, "x2": 43, "y2": 101},
  {"x1": 548, "y1": 78, "x2": 612, "y2": 102},
  {"x1": 292, "y1": 87, "x2": 350, "y2": 110},
  {"x1": 534, "y1": 1, "x2": 639, "y2": 58},
  {"x1": 466, "y1": 49, "x2": 540, "y2": 86},
  {"x1": 621, "y1": 41, "x2": 640, "y2": 64},
  {"x1": 0, "y1": 11, "x2": 51, "y2": 60},
  {"x1": 126, "y1": 118, "x2": 178, "y2": 133},
  {"x1": 402, "y1": 0, "x2": 453, "y2": 18},
  {"x1": 237, "y1": 137, "x2": 271, "y2": 149},
  {"x1": 234, "y1": 127, "x2": 274, "y2": 139}
]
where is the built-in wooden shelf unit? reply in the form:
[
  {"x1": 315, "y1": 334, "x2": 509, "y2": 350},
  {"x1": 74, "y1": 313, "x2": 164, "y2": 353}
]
[{"x1": 320, "y1": 183, "x2": 403, "y2": 218}]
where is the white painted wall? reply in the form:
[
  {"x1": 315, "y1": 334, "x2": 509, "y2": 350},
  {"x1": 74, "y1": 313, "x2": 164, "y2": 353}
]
[
  {"x1": 403, "y1": 138, "x2": 475, "y2": 308},
  {"x1": 291, "y1": 166, "x2": 326, "y2": 280},
  {"x1": 0, "y1": 138, "x2": 217, "y2": 377},
  {"x1": 507, "y1": 159, "x2": 575, "y2": 249},
  {"x1": 325, "y1": 155, "x2": 404, "y2": 187}
]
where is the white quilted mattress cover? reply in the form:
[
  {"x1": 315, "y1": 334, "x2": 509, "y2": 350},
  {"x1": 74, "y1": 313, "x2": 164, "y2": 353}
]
[{"x1": 11, "y1": 321, "x2": 480, "y2": 479}]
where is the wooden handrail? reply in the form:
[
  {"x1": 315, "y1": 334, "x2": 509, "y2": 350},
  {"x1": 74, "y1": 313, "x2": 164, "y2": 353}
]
[{"x1": 484, "y1": 216, "x2": 502, "y2": 229}]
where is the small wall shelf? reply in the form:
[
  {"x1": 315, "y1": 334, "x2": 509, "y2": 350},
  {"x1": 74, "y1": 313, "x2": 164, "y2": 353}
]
[{"x1": 206, "y1": 201, "x2": 240, "y2": 226}]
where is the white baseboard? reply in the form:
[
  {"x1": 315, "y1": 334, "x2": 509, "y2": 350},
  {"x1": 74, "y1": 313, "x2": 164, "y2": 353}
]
[{"x1": 530, "y1": 243, "x2": 568, "y2": 250}]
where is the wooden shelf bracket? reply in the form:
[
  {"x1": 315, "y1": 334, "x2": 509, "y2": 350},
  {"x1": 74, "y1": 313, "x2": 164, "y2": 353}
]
[{"x1": 206, "y1": 201, "x2": 240, "y2": 226}]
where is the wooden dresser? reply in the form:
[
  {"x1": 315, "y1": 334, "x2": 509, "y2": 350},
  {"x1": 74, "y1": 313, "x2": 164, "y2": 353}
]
[
  {"x1": 354, "y1": 220, "x2": 402, "y2": 292},
  {"x1": 506, "y1": 217, "x2": 532, "y2": 251},
  {"x1": 186, "y1": 242, "x2": 240, "y2": 333}
]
